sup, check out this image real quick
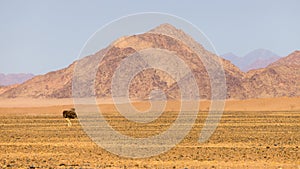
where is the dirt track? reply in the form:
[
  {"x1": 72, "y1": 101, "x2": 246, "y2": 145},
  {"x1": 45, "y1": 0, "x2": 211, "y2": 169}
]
[{"x1": 0, "y1": 110, "x2": 299, "y2": 168}]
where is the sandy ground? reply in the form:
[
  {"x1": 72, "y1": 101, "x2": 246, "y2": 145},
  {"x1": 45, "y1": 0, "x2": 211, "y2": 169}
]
[
  {"x1": 0, "y1": 97, "x2": 299, "y2": 168},
  {"x1": 0, "y1": 97, "x2": 299, "y2": 115}
]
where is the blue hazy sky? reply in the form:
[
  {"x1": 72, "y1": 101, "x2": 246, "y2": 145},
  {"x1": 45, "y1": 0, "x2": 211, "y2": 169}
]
[{"x1": 0, "y1": 0, "x2": 299, "y2": 75}]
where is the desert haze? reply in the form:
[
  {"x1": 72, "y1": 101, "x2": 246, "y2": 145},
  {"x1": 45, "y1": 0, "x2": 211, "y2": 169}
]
[{"x1": 0, "y1": 24, "x2": 299, "y2": 168}]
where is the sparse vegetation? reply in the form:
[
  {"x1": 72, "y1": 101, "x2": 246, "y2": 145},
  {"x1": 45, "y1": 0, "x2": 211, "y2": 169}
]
[{"x1": 0, "y1": 110, "x2": 299, "y2": 168}]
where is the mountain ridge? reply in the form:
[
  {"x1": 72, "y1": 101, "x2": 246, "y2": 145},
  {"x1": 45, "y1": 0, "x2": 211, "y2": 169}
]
[
  {"x1": 221, "y1": 49, "x2": 281, "y2": 72},
  {"x1": 0, "y1": 24, "x2": 299, "y2": 100},
  {"x1": 0, "y1": 73, "x2": 34, "y2": 86}
]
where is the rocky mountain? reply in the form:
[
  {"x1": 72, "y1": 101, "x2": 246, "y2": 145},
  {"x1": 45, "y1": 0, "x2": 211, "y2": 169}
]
[
  {"x1": 243, "y1": 50, "x2": 300, "y2": 98},
  {"x1": 268, "y1": 50, "x2": 300, "y2": 67},
  {"x1": 0, "y1": 84, "x2": 19, "y2": 95},
  {"x1": 0, "y1": 73, "x2": 34, "y2": 86},
  {"x1": 222, "y1": 49, "x2": 281, "y2": 72},
  {"x1": 74, "y1": 23, "x2": 244, "y2": 100},
  {"x1": 221, "y1": 52, "x2": 240, "y2": 65},
  {"x1": 0, "y1": 24, "x2": 298, "y2": 100},
  {"x1": 0, "y1": 64, "x2": 74, "y2": 98}
]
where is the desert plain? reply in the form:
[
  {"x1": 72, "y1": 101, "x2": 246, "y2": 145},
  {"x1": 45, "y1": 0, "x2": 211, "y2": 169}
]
[{"x1": 0, "y1": 97, "x2": 299, "y2": 169}]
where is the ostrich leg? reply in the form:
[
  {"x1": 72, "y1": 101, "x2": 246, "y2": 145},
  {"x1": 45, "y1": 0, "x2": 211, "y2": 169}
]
[{"x1": 65, "y1": 118, "x2": 72, "y2": 127}]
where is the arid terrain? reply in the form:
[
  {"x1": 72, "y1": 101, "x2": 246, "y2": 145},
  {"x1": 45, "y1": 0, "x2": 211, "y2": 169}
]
[
  {"x1": 0, "y1": 24, "x2": 299, "y2": 168},
  {"x1": 1, "y1": 24, "x2": 299, "y2": 100},
  {"x1": 0, "y1": 98, "x2": 299, "y2": 168},
  {"x1": 1, "y1": 1, "x2": 299, "y2": 168}
]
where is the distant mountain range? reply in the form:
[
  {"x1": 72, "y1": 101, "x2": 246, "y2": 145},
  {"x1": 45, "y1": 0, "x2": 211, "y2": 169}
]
[
  {"x1": 0, "y1": 24, "x2": 299, "y2": 99},
  {"x1": 221, "y1": 49, "x2": 281, "y2": 72},
  {"x1": 0, "y1": 73, "x2": 34, "y2": 86}
]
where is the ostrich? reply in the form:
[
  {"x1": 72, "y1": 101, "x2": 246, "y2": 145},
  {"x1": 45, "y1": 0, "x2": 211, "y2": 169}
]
[{"x1": 62, "y1": 108, "x2": 77, "y2": 126}]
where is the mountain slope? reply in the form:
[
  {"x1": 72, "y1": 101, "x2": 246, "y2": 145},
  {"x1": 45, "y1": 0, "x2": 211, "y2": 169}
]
[
  {"x1": 0, "y1": 84, "x2": 19, "y2": 95},
  {"x1": 244, "y1": 56, "x2": 279, "y2": 72},
  {"x1": 268, "y1": 50, "x2": 300, "y2": 67},
  {"x1": 0, "y1": 63, "x2": 75, "y2": 98},
  {"x1": 1, "y1": 24, "x2": 244, "y2": 99},
  {"x1": 221, "y1": 49, "x2": 281, "y2": 72},
  {"x1": 243, "y1": 51, "x2": 300, "y2": 98},
  {"x1": 243, "y1": 49, "x2": 281, "y2": 71},
  {"x1": 0, "y1": 73, "x2": 34, "y2": 86},
  {"x1": 0, "y1": 24, "x2": 298, "y2": 100},
  {"x1": 221, "y1": 52, "x2": 240, "y2": 65}
]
